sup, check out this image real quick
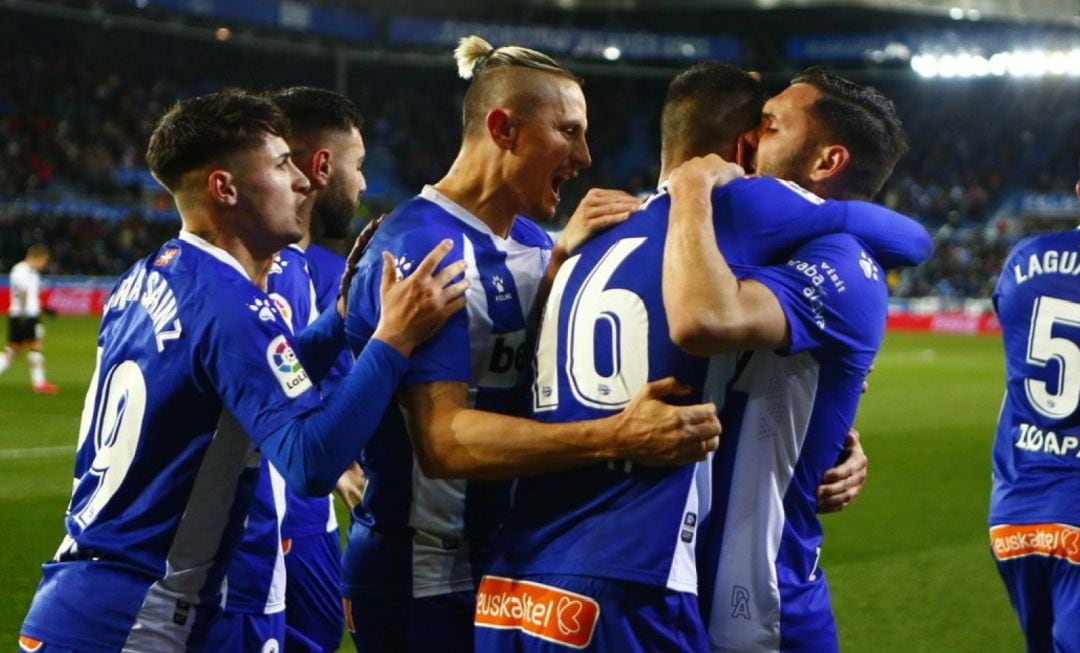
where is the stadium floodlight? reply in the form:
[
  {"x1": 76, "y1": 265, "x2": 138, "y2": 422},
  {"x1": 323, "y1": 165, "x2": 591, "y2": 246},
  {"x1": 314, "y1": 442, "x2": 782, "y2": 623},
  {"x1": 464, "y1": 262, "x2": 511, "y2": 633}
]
[
  {"x1": 949, "y1": 7, "x2": 965, "y2": 19},
  {"x1": 914, "y1": 47, "x2": 1080, "y2": 79},
  {"x1": 602, "y1": 46, "x2": 621, "y2": 61},
  {"x1": 911, "y1": 53, "x2": 938, "y2": 78}
]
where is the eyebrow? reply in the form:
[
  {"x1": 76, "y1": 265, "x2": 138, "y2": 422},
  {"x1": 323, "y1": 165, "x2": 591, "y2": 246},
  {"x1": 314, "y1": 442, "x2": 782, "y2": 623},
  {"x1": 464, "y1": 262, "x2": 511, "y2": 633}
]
[{"x1": 274, "y1": 151, "x2": 292, "y2": 163}]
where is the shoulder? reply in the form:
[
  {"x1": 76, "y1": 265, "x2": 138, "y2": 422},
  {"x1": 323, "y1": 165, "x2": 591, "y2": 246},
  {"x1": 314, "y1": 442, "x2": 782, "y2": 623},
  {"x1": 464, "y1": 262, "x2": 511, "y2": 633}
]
[
  {"x1": 509, "y1": 216, "x2": 554, "y2": 249},
  {"x1": 788, "y1": 233, "x2": 888, "y2": 297},
  {"x1": 719, "y1": 176, "x2": 825, "y2": 206}
]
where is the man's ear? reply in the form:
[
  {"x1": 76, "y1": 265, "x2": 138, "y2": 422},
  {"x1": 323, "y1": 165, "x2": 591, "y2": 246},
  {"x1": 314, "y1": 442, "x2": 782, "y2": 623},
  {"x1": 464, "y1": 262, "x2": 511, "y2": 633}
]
[
  {"x1": 208, "y1": 170, "x2": 237, "y2": 206},
  {"x1": 809, "y1": 144, "x2": 850, "y2": 183},
  {"x1": 486, "y1": 108, "x2": 517, "y2": 150},
  {"x1": 735, "y1": 129, "x2": 757, "y2": 171},
  {"x1": 308, "y1": 149, "x2": 332, "y2": 190}
]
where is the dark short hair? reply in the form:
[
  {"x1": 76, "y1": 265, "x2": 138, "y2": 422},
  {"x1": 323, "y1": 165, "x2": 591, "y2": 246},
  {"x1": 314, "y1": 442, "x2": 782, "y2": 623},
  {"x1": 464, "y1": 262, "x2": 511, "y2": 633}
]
[
  {"x1": 146, "y1": 88, "x2": 289, "y2": 191},
  {"x1": 269, "y1": 86, "x2": 363, "y2": 139},
  {"x1": 791, "y1": 66, "x2": 909, "y2": 199},
  {"x1": 661, "y1": 61, "x2": 767, "y2": 161}
]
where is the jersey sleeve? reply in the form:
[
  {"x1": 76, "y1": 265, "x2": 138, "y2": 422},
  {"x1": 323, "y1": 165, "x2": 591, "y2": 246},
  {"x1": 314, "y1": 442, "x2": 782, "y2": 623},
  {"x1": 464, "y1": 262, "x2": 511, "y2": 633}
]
[
  {"x1": 714, "y1": 177, "x2": 932, "y2": 270},
  {"x1": 201, "y1": 293, "x2": 323, "y2": 447},
  {"x1": 743, "y1": 233, "x2": 888, "y2": 358},
  {"x1": 343, "y1": 221, "x2": 471, "y2": 388}
]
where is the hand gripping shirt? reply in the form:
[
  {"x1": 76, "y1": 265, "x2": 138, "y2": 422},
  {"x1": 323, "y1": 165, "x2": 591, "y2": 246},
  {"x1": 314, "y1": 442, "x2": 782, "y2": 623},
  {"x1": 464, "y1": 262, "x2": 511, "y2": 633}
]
[{"x1": 343, "y1": 185, "x2": 552, "y2": 599}]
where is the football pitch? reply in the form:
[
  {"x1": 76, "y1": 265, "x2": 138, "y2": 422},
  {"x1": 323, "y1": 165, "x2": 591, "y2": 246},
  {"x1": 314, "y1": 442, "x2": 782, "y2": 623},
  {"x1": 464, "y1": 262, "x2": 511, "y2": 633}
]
[{"x1": 0, "y1": 316, "x2": 1023, "y2": 651}]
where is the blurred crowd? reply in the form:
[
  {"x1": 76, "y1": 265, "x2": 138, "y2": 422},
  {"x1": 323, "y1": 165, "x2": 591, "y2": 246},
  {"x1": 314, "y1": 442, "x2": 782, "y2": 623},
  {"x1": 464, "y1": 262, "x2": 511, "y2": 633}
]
[{"x1": 2, "y1": 13, "x2": 1079, "y2": 299}]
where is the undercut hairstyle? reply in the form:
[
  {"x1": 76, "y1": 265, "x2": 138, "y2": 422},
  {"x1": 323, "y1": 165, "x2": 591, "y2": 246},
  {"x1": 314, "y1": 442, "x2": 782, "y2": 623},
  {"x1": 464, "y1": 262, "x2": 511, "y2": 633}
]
[
  {"x1": 661, "y1": 61, "x2": 767, "y2": 161},
  {"x1": 791, "y1": 66, "x2": 909, "y2": 200},
  {"x1": 269, "y1": 87, "x2": 363, "y2": 141},
  {"x1": 146, "y1": 88, "x2": 289, "y2": 192},
  {"x1": 454, "y1": 35, "x2": 582, "y2": 136}
]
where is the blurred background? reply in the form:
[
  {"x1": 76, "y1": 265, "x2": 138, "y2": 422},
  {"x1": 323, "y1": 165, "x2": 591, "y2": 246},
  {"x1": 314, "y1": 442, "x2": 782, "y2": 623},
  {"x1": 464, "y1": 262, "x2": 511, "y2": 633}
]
[{"x1": 2, "y1": 0, "x2": 1079, "y2": 650}]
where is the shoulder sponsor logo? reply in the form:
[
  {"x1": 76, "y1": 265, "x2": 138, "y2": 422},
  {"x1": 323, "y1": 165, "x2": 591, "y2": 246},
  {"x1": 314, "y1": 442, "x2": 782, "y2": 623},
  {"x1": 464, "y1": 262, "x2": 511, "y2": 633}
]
[
  {"x1": 249, "y1": 297, "x2": 277, "y2": 323},
  {"x1": 267, "y1": 335, "x2": 312, "y2": 398},
  {"x1": 990, "y1": 523, "x2": 1080, "y2": 564},
  {"x1": 154, "y1": 247, "x2": 181, "y2": 267},
  {"x1": 859, "y1": 250, "x2": 880, "y2": 281},
  {"x1": 475, "y1": 575, "x2": 600, "y2": 649}
]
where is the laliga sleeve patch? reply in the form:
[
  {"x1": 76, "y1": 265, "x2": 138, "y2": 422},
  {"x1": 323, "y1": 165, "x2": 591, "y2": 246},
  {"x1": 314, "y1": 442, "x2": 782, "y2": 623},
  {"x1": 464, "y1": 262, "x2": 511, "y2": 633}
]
[{"x1": 266, "y1": 334, "x2": 312, "y2": 398}]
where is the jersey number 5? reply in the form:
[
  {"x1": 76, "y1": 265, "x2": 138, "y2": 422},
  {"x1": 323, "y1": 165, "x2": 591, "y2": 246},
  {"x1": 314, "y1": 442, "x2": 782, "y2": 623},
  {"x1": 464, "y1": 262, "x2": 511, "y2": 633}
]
[
  {"x1": 534, "y1": 237, "x2": 649, "y2": 412},
  {"x1": 1025, "y1": 295, "x2": 1080, "y2": 420}
]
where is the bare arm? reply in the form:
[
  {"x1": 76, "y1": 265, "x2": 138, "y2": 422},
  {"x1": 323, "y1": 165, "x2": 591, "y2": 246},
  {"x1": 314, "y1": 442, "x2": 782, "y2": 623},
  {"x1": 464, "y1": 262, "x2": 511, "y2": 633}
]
[
  {"x1": 398, "y1": 377, "x2": 721, "y2": 480},
  {"x1": 662, "y1": 154, "x2": 789, "y2": 356},
  {"x1": 537, "y1": 188, "x2": 641, "y2": 316}
]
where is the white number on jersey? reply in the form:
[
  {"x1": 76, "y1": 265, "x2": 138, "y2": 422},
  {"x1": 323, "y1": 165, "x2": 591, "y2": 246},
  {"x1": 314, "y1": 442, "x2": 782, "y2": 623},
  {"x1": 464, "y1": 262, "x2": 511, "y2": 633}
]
[
  {"x1": 1025, "y1": 296, "x2": 1080, "y2": 420},
  {"x1": 73, "y1": 360, "x2": 148, "y2": 528},
  {"x1": 534, "y1": 237, "x2": 649, "y2": 412}
]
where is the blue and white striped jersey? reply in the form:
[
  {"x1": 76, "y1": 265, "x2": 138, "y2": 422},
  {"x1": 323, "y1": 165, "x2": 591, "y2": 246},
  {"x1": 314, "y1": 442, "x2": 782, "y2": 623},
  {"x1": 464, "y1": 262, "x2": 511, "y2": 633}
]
[
  {"x1": 487, "y1": 178, "x2": 921, "y2": 650},
  {"x1": 21, "y1": 232, "x2": 323, "y2": 652},
  {"x1": 989, "y1": 229, "x2": 1080, "y2": 527},
  {"x1": 342, "y1": 185, "x2": 552, "y2": 598},
  {"x1": 699, "y1": 234, "x2": 888, "y2": 652}
]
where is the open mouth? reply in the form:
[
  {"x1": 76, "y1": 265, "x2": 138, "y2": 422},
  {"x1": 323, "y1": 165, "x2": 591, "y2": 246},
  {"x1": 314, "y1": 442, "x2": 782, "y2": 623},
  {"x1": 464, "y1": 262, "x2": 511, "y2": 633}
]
[{"x1": 550, "y1": 173, "x2": 571, "y2": 202}]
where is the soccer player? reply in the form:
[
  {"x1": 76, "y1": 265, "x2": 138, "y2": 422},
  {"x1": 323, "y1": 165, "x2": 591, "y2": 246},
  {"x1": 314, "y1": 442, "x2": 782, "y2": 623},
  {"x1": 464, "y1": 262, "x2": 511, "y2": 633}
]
[
  {"x1": 988, "y1": 165, "x2": 1080, "y2": 652},
  {"x1": 670, "y1": 68, "x2": 919, "y2": 652},
  {"x1": 17, "y1": 89, "x2": 468, "y2": 653},
  {"x1": 341, "y1": 37, "x2": 720, "y2": 653},
  {"x1": 199, "y1": 87, "x2": 368, "y2": 653},
  {"x1": 477, "y1": 63, "x2": 928, "y2": 650},
  {"x1": 271, "y1": 86, "x2": 368, "y2": 653},
  {"x1": 1, "y1": 243, "x2": 58, "y2": 393}
]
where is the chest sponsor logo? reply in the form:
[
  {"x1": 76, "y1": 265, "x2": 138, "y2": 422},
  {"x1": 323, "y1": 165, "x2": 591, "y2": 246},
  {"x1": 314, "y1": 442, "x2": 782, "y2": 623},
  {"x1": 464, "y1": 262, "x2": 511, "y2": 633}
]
[
  {"x1": 267, "y1": 334, "x2": 312, "y2": 398},
  {"x1": 479, "y1": 329, "x2": 530, "y2": 388},
  {"x1": 990, "y1": 523, "x2": 1080, "y2": 564},
  {"x1": 475, "y1": 575, "x2": 600, "y2": 649}
]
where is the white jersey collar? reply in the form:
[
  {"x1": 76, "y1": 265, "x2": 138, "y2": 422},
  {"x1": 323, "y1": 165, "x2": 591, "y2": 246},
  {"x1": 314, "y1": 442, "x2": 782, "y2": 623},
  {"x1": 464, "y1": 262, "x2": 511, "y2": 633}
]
[
  {"x1": 178, "y1": 231, "x2": 251, "y2": 281},
  {"x1": 420, "y1": 185, "x2": 516, "y2": 243}
]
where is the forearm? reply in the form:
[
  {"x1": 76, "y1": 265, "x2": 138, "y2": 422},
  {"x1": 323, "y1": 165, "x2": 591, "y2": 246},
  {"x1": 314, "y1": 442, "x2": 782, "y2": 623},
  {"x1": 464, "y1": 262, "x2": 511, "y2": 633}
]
[
  {"x1": 260, "y1": 338, "x2": 406, "y2": 496},
  {"x1": 663, "y1": 180, "x2": 743, "y2": 353},
  {"x1": 295, "y1": 305, "x2": 348, "y2": 383},
  {"x1": 402, "y1": 384, "x2": 616, "y2": 480}
]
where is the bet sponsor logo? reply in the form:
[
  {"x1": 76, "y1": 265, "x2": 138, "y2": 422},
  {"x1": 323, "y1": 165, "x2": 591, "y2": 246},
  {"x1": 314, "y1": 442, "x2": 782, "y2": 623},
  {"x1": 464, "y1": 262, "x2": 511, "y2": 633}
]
[
  {"x1": 475, "y1": 575, "x2": 600, "y2": 649},
  {"x1": 266, "y1": 335, "x2": 312, "y2": 398},
  {"x1": 990, "y1": 523, "x2": 1080, "y2": 564}
]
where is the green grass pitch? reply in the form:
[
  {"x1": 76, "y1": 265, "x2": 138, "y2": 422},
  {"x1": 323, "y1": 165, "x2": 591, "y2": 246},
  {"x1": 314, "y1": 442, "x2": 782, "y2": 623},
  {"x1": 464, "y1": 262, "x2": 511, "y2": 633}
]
[{"x1": 0, "y1": 316, "x2": 1024, "y2": 651}]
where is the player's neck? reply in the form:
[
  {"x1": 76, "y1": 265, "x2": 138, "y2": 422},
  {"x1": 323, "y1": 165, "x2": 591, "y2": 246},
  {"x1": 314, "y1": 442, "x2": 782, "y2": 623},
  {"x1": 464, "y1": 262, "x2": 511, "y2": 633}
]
[{"x1": 433, "y1": 156, "x2": 516, "y2": 238}]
